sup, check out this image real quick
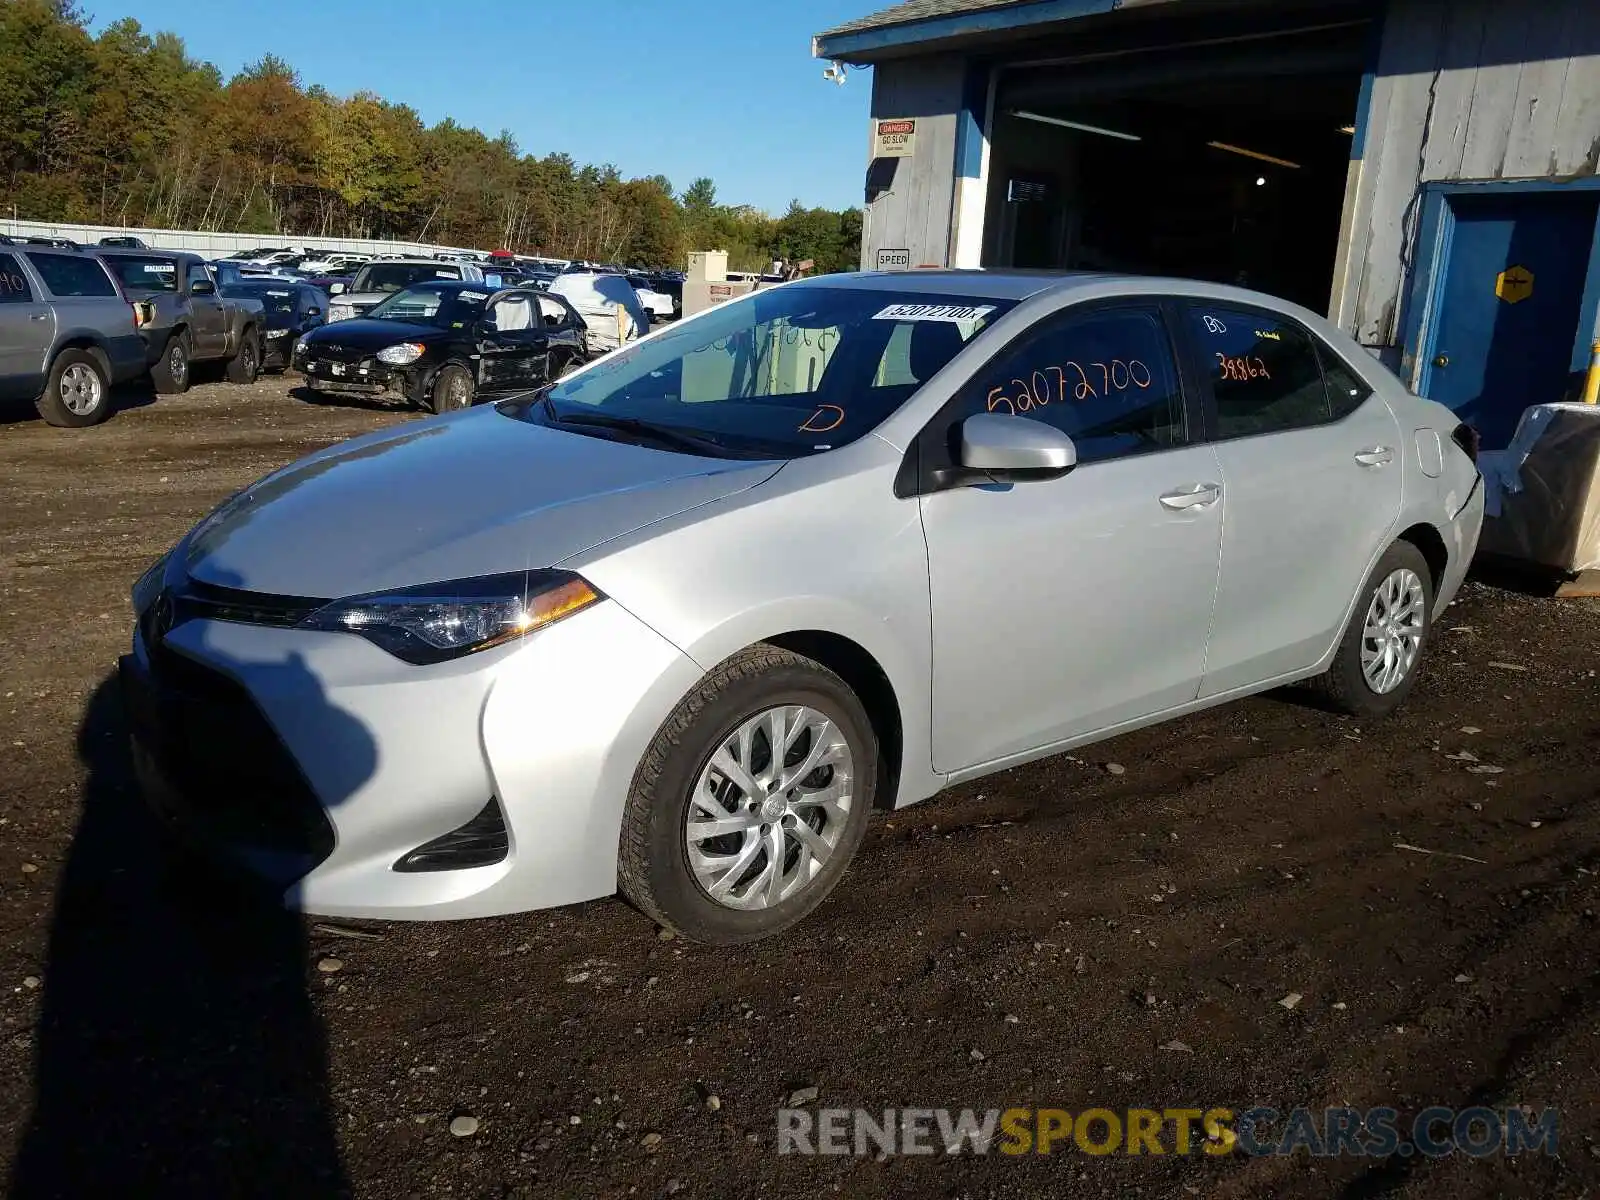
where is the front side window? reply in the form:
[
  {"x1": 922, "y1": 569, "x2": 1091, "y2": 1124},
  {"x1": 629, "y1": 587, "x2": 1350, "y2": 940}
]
[
  {"x1": 0, "y1": 253, "x2": 33, "y2": 303},
  {"x1": 509, "y1": 287, "x2": 1015, "y2": 458},
  {"x1": 1186, "y1": 304, "x2": 1329, "y2": 438},
  {"x1": 25, "y1": 252, "x2": 117, "y2": 298},
  {"x1": 967, "y1": 306, "x2": 1188, "y2": 464}
]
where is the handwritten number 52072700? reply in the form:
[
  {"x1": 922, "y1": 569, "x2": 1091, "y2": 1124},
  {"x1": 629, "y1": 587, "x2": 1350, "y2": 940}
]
[{"x1": 987, "y1": 359, "x2": 1151, "y2": 414}]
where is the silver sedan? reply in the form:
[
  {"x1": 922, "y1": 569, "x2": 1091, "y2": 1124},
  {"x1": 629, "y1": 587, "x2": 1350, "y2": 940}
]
[{"x1": 123, "y1": 270, "x2": 1484, "y2": 943}]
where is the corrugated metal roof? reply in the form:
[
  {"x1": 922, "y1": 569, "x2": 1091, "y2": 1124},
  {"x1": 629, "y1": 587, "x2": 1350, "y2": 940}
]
[{"x1": 819, "y1": 0, "x2": 1037, "y2": 38}]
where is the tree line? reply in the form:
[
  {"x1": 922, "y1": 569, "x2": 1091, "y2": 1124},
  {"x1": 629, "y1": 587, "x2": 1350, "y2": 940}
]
[{"x1": 0, "y1": 0, "x2": 863, "y2": 272}]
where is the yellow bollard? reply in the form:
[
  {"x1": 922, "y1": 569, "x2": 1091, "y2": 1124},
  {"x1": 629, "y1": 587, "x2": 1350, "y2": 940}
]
[{"x1": 1585, "y1": 340, "x2": 1600, "y2": 405}]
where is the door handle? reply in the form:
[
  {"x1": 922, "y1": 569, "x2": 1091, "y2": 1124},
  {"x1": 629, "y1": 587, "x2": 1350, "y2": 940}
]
[
  {"x1": 29, "y1": 314, "x2": 48, "y2": 322},
  {"x1": 1354, "y1": 446, "x2": 1395, "y2": 467},
  {"x1": 1159, "y1": 483, "x2": 1222, "y2": 511}
]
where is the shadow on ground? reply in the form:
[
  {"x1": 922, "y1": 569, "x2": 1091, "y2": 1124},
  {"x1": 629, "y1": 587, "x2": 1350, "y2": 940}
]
[{"x1": 8, "y1": 674, "x2": 350, "y2": 1198}]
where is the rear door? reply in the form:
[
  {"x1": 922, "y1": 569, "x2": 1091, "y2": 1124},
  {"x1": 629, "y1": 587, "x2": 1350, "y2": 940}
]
[
  {"x1": 1181, "y1": 301, "x2": 1402, "y2": 697},
  {"x1": 0, "y1": 252, "x2": 54, "y2": 398}
]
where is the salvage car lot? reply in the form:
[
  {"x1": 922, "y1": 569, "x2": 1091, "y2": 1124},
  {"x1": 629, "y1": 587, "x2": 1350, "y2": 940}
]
[{"x1": 1, "y1": 378, "x2": 1598, "y2": 1198}]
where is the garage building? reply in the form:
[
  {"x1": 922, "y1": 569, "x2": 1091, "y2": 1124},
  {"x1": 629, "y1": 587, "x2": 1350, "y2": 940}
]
[{"x1": 814, "y1": 0, "x2": 1600, "y2": 450}]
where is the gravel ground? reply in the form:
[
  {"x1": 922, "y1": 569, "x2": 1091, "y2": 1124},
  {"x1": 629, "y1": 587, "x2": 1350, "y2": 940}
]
[{"x1": 0, "y1": 377, "x2": 1597, "y2": 1199}]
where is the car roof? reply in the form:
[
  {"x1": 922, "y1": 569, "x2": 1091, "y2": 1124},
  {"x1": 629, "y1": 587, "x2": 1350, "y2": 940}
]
[{"x1": 96, "y1": 247, "x2": 200, "y2": 262}]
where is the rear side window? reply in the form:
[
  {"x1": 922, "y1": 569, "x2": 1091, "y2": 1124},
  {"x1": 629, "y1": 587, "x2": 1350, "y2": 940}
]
[
  {"x1": 1186, "y1": 305, "x2": 1328, "y2": 438},
  {"x1": 0, "y1": 253, "x2": 33, "y2": 303},
  {"x1": 969, "y1": 306, "x2": 1188, "y2": 464},
  {"x1": 24, "y1": 252, "x2": 117, "y2": 299},
  {"x1": 1318, "y1": 347, "x2": 1375, "y2": 419}
]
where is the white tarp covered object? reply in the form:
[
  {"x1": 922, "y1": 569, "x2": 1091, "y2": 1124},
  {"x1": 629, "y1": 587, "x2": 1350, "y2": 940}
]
[
  {"x1": 1477, "y1": 403, "x2": 1600, "y2": 574},
  {"x1": 549, "y1": 272, "x2": 648, "y2": 356}
]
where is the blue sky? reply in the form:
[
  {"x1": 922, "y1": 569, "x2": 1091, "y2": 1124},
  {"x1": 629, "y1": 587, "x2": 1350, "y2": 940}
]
[{"x1": 90, "y1": 1, "x2": 876, "y2": 213}]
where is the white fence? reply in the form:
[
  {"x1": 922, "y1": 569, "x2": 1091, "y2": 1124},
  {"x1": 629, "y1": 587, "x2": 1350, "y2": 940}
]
[{"x1": 0, "y1": 216, "x2": 478, "y2": 260}]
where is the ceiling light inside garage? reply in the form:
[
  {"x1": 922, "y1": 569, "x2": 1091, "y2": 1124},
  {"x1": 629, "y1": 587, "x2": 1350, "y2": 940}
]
[
  {"x1": 1009, "y1": 110, "x2": 1142, "y2": 142},
  {"x1": 1207, "y1": 141, "x2": 1302, "y2": 169}
]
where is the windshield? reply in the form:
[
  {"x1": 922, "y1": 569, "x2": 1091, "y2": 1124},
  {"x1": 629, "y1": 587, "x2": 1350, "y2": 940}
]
[
  {"x1": 365, "y1": 284, "x2": 488, "y2": 329},
  {"x1": 351, "y1": 263, "x2": 461, "y2": 295},
  {"x1": 229, "y1": 285, "x2": 299, "y2": 320},
  {"x1": 105, "y1": 255, "x2": 179, "y2": 293},
  {"x1": 512, "y1": 286, "x2": 1013, "y2": 458}
]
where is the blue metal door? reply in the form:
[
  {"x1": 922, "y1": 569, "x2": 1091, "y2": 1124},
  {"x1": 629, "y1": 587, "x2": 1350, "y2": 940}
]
[{"x1": 1424, "y1": 191, "x2": 1598, "y2": 450}]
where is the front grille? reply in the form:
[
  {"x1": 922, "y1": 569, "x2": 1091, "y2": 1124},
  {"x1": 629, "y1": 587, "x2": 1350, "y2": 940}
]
[
  {"x1": 178, "y1": 577, "x2": 327, "y2": 629},
  {"x1": 130, "y1": 640, "x2": 336, "y2": 874}
]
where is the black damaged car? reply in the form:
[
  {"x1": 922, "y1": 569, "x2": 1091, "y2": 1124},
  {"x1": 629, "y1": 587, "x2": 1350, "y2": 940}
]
[
  {"x1": 292, "y1": 279, "x2": 588, "y2": 412},
  {"x1": 220, "y1": 278, "x2": 328, "y2": 370}
]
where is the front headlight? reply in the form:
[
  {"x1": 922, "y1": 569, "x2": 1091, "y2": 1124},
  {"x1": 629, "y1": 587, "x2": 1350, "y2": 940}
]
[
  {"x1": 328, "y1": 304, "x2": 354, "y2": 322},
  {"x1": 132, "y1": 552, "x2": 170, "y2": 615},
  {"x1": 297, "y1": 570, "x2": 603, "y2": 664},
  {"x1": 264, "y1": 328, "x2": 290, "y2": 339},
  {"x1": 376, "y1": 342, "x2": 426, "y2": 365}
]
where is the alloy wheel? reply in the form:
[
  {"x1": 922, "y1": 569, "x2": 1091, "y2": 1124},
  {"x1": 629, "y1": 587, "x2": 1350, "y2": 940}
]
[
  {"x1": 685, "y1": 705, "x2": 854, "y2": 910},
  {"x1": 59, "y1": 363, "x2": 103, "y2": 415},
  {"x1": 1360, "y1": 567, "x2": 1426, "y2": 694}
]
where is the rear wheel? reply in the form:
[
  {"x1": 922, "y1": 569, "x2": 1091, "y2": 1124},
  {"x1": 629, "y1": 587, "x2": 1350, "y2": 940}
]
[
  {"x1": 224, "y1": 329, "x2": 259, "y2": 384},
  {"x1": 35, "y1": 349, "x2": 112, "y2": 427},
  {"x1": 1310, "y1": 541, "x2": 1434, "y2": 718},
  {"x1": 152, "y1": 332, "x2": 191, "y2": 394},
  {"x1": 618, "y1": 646, "x2": 877, "y2": 945},
  {"x1": 430, "y1": 364, "x2": 475, "y2": 413}
]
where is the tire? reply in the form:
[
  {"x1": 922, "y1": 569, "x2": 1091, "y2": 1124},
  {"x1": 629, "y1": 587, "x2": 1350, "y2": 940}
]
[
  {"x1": 430, "y1": 364, "x2": 475, "y2": 414},
  {"x1": 152, "y1": 332, "x2": 191, "y2": 394},
  {"x1": 618, "y1": 646, "x2": 878, "y2": 945},
  {"x1": 34, "y1": 349, "x2": 113, "y2": 428},
  {"x1": 225, "y1": 329, "x2": 259, "y2": 384},
  {"x1": 1309, "y1": 541, "x2": 1434, "y2": 718}
]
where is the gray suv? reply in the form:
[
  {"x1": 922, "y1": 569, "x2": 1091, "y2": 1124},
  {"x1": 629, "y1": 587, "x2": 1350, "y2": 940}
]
[
  {"x1": 0, "y1": 247, "x2": 147, "y2": 426},
  {"x1": 96, "y1": 251, "x2": 265, "y2": 393}
]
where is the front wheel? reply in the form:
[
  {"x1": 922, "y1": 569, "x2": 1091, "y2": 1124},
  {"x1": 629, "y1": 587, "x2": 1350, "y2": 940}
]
[
  {"x1": 429, "y1": 364, "x2": 475, "y2": 413},
  {"x1": 1310, "y1": 541, "x2": 1434, "y2": 718},
  {"x1": 618, "y1": 646, "x2": 877, "y2": 945}
]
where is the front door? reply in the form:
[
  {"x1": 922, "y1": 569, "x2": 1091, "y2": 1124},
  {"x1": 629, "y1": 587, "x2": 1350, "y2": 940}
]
[
  {"x1": 0, "y1": 252, "x2": 55, "y2": 398},
  {"x1": 185, "y1": 262, "x2": 226, "y2": 356},
  {"x1": 480, "y1": 293, "x2": 548, "y2": 392},
  {"x1": 920, "y1": 303, "x2": 1223, "y2": 774},
  {"x1": 1424, "y1": 191, "x2": 1599, "y2": 450},
  {"x1": 1182, "y1": 302, "x2": 1403, "y2": 697}
]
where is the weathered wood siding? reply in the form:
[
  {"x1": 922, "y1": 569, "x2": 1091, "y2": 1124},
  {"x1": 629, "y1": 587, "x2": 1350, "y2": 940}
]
[
  {"x1": 1337, "y1": 0, "x2": 1600, "y2": 348},
  {"x1": 863, "y1": 57, "x2": 964, "y2": 268}
]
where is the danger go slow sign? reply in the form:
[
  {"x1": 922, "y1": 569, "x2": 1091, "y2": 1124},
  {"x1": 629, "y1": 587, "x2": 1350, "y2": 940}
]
[{"x1": 873, "y1": 119, "x2": 917, "y2": 158}]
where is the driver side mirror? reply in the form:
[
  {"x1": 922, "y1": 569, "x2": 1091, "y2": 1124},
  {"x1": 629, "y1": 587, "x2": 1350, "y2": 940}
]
[
  {"x1": 476, "y1": 318, "x2": 499, "y2": 337},
  {"x1": 305, "y1": 306, "x2": 322, "y2": 318},
  {"x1": 958, "y1": 413, "x2": 1077, "y2": 481},
  {"x1": 328, "y1": 282, "x2": 346, "y2": 295},
  {"x1": 190, "y1": 279, "x2": 216, "y2": 296}
]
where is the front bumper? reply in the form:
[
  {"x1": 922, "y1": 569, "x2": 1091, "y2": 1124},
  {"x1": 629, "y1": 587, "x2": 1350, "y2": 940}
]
[
  {"x1": 296, "y1": 354, "x2": 420, "y2": 403},
  {"x1": 124, "y1": 595, "x2": 705, "y2": 920}
]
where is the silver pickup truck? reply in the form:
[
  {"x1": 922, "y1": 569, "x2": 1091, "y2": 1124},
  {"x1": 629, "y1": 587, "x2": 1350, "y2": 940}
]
[
  {"x1": 0, "y1": 246, "x2": 147, "y2": 426},
  {"x1": 96, "y1": 250, "x2": 264, "y2": 393}
]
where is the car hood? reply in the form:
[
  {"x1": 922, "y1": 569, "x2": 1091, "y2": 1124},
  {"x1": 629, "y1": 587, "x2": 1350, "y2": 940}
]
[
  {"x1": 183, "y1": 408, "x2": 783, "y2": 598},
  {"x1": 337, "y1": 292, "x2": 403, "y2": 310},
  {"x1": 302, "y1": 318, "x2": 442, "y2": 352}
]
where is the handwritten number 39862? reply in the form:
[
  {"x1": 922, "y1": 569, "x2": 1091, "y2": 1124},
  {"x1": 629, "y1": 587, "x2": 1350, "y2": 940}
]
[{"x1": 987, "y1": 359, "x2": 1151, "y2": 414}]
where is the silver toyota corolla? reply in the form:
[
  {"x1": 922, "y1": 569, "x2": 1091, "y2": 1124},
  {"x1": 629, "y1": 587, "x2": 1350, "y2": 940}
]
[{"x1": 123, "y1": 270, "x2": 1484, "y2": 944}]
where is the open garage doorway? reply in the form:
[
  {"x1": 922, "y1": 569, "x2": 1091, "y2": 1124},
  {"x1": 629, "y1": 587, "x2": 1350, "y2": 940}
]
[{"x1": 982, "y1": 7, "x2": 1374, "y2": 313}]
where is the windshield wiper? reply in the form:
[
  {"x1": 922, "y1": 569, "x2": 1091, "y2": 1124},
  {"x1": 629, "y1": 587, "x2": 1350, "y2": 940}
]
[{"x1": 549, "y1": 410, "x2": 732, "y2": 457}]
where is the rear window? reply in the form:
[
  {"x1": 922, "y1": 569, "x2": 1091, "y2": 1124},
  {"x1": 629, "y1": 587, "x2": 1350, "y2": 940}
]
[
  {"x1": 352, "y1": 263, "x2": 461, "y2": 295},
  {"x1": 25, "y1": 252, "x2": 117, "y2": 298},
  {"x1": 0, "y1": 253, "x2": 34, "y2": 303},
  {"x1": 104, "y1": 255, "x2": 180, "y2": 293}
]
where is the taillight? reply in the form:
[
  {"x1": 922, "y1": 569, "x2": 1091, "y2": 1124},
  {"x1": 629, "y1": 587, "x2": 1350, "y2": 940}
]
[{"x1": 1450, "y1": 422, "x2": 1479, "y2": 464}]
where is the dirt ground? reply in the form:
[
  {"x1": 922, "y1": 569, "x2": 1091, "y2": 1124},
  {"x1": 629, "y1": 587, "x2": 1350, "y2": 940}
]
[{"x1": 0, "y1": 376, "x2": 1597, "y2": 1199}]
